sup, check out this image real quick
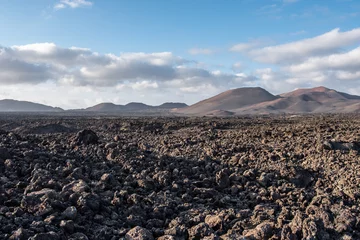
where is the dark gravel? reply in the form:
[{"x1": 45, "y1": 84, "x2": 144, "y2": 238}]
[{"x1": 0, "y1": 114, "x2": 359, "y2": 239}]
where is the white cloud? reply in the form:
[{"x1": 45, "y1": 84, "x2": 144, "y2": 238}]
[
  {"x1": 335, "y1": 71, "x2": 360, "y2": 81},
  {"x1": 0, "y1": 42, "x2": 249, "y2": 96},
  {"x1": 230, "y1": 40, "x2": 262, "y2": 53},
  {"x1": 188, "y1": 48, "x2": 214, "y2": 55},
  {"x1": 253, "y1": 68, "x2": 329, "y2": 93},
  {"x1": 229, "y1": 28, "x2": 360, "y2": 94},
  {"x1": 250, "y1": 28, "x2": 360, "y2": 64},
  {"x1": 348, "y1": 87, "x2": 360, "y2": 96},
  {"x1": 232, "y1": 28, "x2": 360, "y2": 94},
  {"x1": 12, "y1": 43, "x2": 57, "y2": 55},
  {"x1": 132, "y1": 81, "x2": 159, "y2": 90},
  {"x1": 0, "y1": 47, "x2": 55, "y2": 84},
  {"x1": 10, "y1": 43, "x2": 108, "y2": 68},
  {"x1": 179, "y1": 84, "x2": 219, "y2": 94},
  {"x1": 54, "y1": 0, "x2": 93, "y2": 10},
  {"x1": 232, "y1": 62, "x2": 243, "y2": 71},
  {"x1": 287, "y1": 46, "x2": 360, "y2": 73}
]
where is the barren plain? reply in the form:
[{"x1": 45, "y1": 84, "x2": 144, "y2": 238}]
[{"x1": 0, "y1": 114, "x2": 360, "y2": 239}]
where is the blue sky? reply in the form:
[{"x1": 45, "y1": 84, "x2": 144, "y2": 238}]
[{"x1": 1, "y1": 0, "x2": 360, "y2": 108}]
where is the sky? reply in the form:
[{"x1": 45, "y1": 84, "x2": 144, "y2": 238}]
[{"x1": 1, "y1": 0, "x2": 360, "y2": 109}]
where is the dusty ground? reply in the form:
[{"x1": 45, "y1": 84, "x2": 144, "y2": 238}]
[{"x1": 0, "y1": 114, "x2": 359, "y2": 239}]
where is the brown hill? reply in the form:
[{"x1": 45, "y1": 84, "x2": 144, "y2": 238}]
[
  {"x1": 175, "y1": 87, "x2": 279, "y2": 115},
  {"x1": 85, "y1": 103, "x2": 124, "y2": 112},
  {"x1": 236, "y1": 95, "x2": 323, "y2": 114},
  {"x1": 280, "y1": 86, "x2": 332, "y2": 97},
  {"x1": 84, "y1": 102, "x2": 187, "y2": 112},
  {"x1": 280, "y1": 86, "x2": 360, "y2": 102},
  {"x1": 0, "y1": 99, "x2": 63, "y2": 112},
  {"x1": 235, "y1": 86, "x2": 360, "y2": 114},
  {"x1": 158, "y1": 102, "x2": 188, "y2": 109},
  {"x1": 175, "y1": 86, "x2": 360, "y2": 115},
  {"x1": 124, "y1": 102, "x2": 151, "y2": 110}
]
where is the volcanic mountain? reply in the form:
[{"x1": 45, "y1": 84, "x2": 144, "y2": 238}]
[
  {"x1": 85, "y1": 102, "x2": 188, "y2": 112},
  {"x1": 242, "y1": 86, "x2": 360, "y2": 114},
  {"x1": 175, "y1": 87, "x2": 279, "y2": 115},
  {"x1": 174, "y1": 86, "x2": 360, "y2": 115},
  {"x1": 0, "y1": 99, "x2": 63, "y2": 112},
  {"x1": 84, "y1": 103, "x2": 124, "y2": 112},
  {"x1": 157, "y1": 102, "x2": 188, "y2": 109}
]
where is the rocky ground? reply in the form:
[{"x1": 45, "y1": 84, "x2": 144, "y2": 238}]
[{"x1": 0, "y1": 114, "x2": 359, "y2": 240}]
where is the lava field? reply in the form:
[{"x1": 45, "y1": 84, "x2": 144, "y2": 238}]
[{"x1": 0, "y1": 114, "x2": 360, "y2": 240}]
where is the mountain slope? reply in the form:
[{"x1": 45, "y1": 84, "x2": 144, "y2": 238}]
[
  {"x1": 124, "y1": 102, "x2": 152, "y2": 110},
  {"x1": 158, "y1": 102, "x2": 188, "y2": 109},
  {"x1": 234, "y1": 86, "x2": 360, "y2": 114},
  {"x1": 0, "y1": 99, "x2": 63, "y2": 112},
  {"x1": 174, "y1": 86, "x2": 360, "y2": 115},
  {"x1": 280, "y1": 86, "x2": 360, "y2": 100},
  {"x1": 176, "y1": 87, "x2": 279, "y2": 115},
  {"x1": 85, "y1": 103, "x2": 124, "y2": 112},
  {"x1": 84, "y1": 102, "x2": 187, "y2": 112}
]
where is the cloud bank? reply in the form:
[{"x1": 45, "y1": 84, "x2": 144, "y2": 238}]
[
  {"x1": 231, "y1": 28, "x2": 360, "y2": 94},
  {"x1": 0, "y1": 43, "x2": 247, "y2": 92}
]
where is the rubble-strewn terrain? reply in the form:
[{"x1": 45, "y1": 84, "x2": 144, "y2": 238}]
[{"x1": 0, "y1": 114, "x2": 360, "y2": 239}]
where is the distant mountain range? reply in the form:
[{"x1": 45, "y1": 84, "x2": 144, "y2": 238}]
[
  {"x1": 0, "y1": 99, "x2": 63, "y2": 112},
  {"x1": 174, "y1": 86, "x2": 360, "y2": 115},
  {"x1": 1, "y1": 86, "x2": 360, "y2": 115},
  {"x1": 84, "y1": 102, "x2": 188, "y2": 112},
  {"x1": 0, "y1": 99, "x2": 187, "y2": 113}
]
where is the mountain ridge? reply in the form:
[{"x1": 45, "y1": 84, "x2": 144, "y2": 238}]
[
  {"x1": 84, "y1": 102, "x2": 188, "y2": 112},
  {"x1": 175, "y1": 86, "x2": 360, "y2": 115},
  {"x1": 178, "y1": 87, "x2": 279, "y2": 115},
  {"x1": 1, "y1": 86, "x2": 360, "y2": 114},
  {"x1": 0, "y1": 99, "x2": 64, "y2": 112}
]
